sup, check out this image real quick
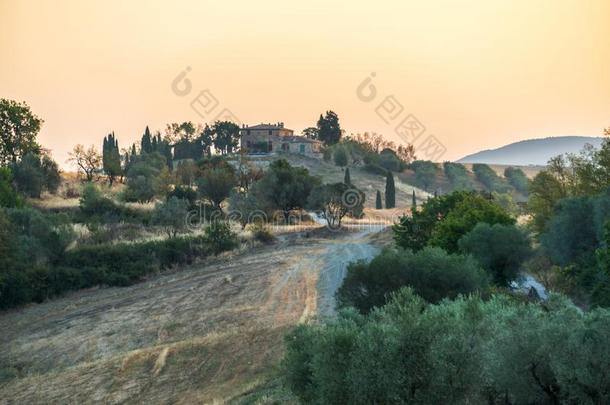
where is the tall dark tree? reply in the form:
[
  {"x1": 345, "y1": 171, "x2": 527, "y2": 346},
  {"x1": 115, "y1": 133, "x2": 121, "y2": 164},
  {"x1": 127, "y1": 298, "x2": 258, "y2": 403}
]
[
  {"x1": 344, "y1": 167, "x2": 351, "y2": 185},
  {"x1": 385, "y1": 171, "x2": 395, "y2": 209},
  {"x1": 102, "y1": 132, "x2": 122, "y2": 185},
  {"x1": 316, "y1": 110, "x2": 342, "y2": 146},
  {"x1": 140, "y1": 126, "x2": 153, "y2": 154},
  {"x1": 412, "y1": 189, "x2": 417, "y2": 211},
  {"x1": 0, "y1": 99, "x2": 42, "y2": 165},
  {"x1": 212, "y1": 121, "x2": 240, "y2": 155},
  {"x1": 376, "y1": 190, "x2": 383, "y2": 209}
]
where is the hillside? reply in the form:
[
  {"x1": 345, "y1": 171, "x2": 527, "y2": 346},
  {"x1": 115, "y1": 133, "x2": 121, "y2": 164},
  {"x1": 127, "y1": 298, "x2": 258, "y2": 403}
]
[{"x1": 458, "y1": 136, "x2": 604, "y2": 166}]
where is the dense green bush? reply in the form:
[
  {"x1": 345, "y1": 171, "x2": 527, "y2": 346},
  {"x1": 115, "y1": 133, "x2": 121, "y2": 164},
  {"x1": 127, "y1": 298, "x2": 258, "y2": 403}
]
[
  {"x1": 429, "y1": 193, "x2": 514, "y2": 253},
  {"x1": 204, "y1": 221, "x2": 238, "y2": 254},
  {"x1": 395, "y1": 191, "x2": 514, "y2": 254},
  {"x1": 410, "y1": 160, "x2": 437, "y2": 191},
  {"x1": 443, "y1": 161, "x2": 473, "y2": 190},
  {"x1": 472, "y1": 163, "x2": 512, "y2": 193},
  {"x1": 333, "y1": 146, "x2": 348, "y2": 167},
  {"x1": 504, "y1": 166, "x2": 529, "y2": 194},
  {"x1": 284, "y1": 288, "x2": 610, "y2": 404},
  {"x1": 458, "y1": 223, "x2": 532, "y2": 286},
  {"x1": 337, "y1": 247, "x2": 488, "y2": 312},
  {"x1": 362, "y1": 163, "x2": 388, "y2": 176},
  {"x1": 0, "y1": 167, "x2": 23, "y2": 208},
  {"x1": 0, "y1": 228, "x2": 237, "y2": 309}
]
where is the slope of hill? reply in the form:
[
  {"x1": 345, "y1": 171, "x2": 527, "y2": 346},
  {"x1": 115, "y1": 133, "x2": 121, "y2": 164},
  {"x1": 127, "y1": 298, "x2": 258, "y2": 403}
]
[{"x1": 458, "y1": 136, "x2": 603, "y2": 166}]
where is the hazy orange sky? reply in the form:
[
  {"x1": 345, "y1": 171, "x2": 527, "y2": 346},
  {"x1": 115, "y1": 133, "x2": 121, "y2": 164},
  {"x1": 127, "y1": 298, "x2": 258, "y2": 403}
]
[{"x1": 1, "y1": 0, "x2": 609, "y2": 166}]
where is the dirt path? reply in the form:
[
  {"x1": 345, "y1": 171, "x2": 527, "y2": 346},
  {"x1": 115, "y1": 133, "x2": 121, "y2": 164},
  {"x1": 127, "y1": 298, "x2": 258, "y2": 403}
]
[{"x1": 0, "y1": 227, "x2": 382, "y2": 404}]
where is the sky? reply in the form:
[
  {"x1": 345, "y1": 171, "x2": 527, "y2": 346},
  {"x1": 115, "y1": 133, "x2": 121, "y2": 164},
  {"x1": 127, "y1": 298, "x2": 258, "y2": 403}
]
[{"x1": 1, "y1": 0, "x2": 609, "y2": 167}]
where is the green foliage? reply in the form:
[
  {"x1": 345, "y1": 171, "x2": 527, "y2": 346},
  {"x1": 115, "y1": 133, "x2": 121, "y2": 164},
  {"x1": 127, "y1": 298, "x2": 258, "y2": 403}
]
[
  {"x1": 102, "y1": 131, "x2": 122, "y2": 184},
  {"x1": 252, "y1": 159, "x2": 320, "y2": 219},
  {"x1": 212, "y1": 121, "x2": 240, "y2": 155},
  {"x1": 504, "y1": 166, "x2": 529, "y2": 194},
  {"x1": 540, "y1": 196, "x2": 599, "y2": 266},
  {"x1": 204, "y1": 221, "x2": 238, "y2": 254},
  {"x1": 307, "y1": 182, "x2": 364, "y2": 227},
  {"x1": 394, "y1": 191, "x2": 514, "y2": 253},
  {"x1": 362, "y1": 163, "x2": 388, "y2": 176},
  {"x1": 0, "y1": 98, "x2": 42, "y2": 165},
  {"x1": 332, "y1": 145, "x2": 348, "y2": 167},
  {"x1": 0, "y1": 229, "x2": 237, "y2": 309},
  {"x1": 443, "y1": 161, "x2": 473, "y2": 190},
  {"x1": 385, "y1": 171, "x2": 395, "y2": 209},
  {"x1": 5, "y1": 207, "x2": 75, "y2": 266},
  {"x1": 0, "y1": 167, "x2": 22, "y2": 207},
  {"x1": 249, "y1": 222, "x2": 275, "y2": 244},
  {"x1": 459, "y1": 223, "x2": 532, "y2": 286},
  {"x1": 123, "y1": 151, "x2": 167, "y2": 202},
  {"x1": 377, "y1": 150, "x2": 402, "y2": 172},
  {"x1": 12, "y1": 152, "x2": 60, "y2": 198},
  {"x1": 429, "y1": 192, "x2": 514, "y2": 253},
  {"x1": 528, "y1": 170, "x2": 568, "y2": 234},
  {"x1": 151, "y1": 196, "x2": 190, "y2": 237},
  {"x1": 337, "y1": 247, "x2": 489, "y2": 312},
  {"x1": 284, "y1": 289, "x2": 610, "y2": 404},
  {"x1": 228, "y1": 189, "x2": 265, "y2": 228},
  {"x1": 166, "y1": 186, "x2": 198, "y2": 208},
  {"x1": 375, "y1": 190, "x2": 382, "y2": 209},
  {"x1": 79, "y1": 183, "x2": 121, "y2": 220},
  {"x1": 197, "y1": 165, "x2": 236, "y2": 209},
  {"x1": 316, "y1": 110, "x2": 342, "y2": 146},
  {"x1": 411, "y1": 160, "x2": 437, "y2": 191},
  {"x1": 472, "y1": 163, "x2": 512, "y2": 193}
]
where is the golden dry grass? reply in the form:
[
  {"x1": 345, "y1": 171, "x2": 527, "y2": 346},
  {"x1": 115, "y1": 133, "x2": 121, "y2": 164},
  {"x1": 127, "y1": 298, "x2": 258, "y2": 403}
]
[{"x1": 0, "y1": 229, "x2": 384, "y2": 403}]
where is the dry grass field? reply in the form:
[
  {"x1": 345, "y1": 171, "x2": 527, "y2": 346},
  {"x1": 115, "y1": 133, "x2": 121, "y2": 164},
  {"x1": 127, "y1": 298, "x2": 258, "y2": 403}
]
[{"x1": 0, "y1": 225, "x2": 385, "y2": 404}]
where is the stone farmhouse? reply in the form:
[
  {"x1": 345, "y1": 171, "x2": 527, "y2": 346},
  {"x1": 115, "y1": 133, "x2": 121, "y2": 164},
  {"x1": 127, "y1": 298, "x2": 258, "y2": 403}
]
[{"x1": 239, "y1": 122, "x2": 322, "y2": 156}]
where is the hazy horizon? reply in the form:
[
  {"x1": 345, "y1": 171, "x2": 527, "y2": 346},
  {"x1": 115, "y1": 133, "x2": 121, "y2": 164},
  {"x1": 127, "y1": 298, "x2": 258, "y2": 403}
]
[{"x1": 2, "y1": 0, "x2": 609, "y2": 168}]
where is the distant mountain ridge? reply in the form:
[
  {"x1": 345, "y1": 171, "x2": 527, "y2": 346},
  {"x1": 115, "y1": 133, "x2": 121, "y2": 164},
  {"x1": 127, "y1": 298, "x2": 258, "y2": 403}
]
[{"x1": 457, "y1": 136, "x2": 604, "y2": 166}]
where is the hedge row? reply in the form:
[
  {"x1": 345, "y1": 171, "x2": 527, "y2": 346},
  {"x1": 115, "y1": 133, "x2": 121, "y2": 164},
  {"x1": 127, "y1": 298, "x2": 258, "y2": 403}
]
[{"x1": 0, "y1": 234, "x2": 234, "y2": 310}]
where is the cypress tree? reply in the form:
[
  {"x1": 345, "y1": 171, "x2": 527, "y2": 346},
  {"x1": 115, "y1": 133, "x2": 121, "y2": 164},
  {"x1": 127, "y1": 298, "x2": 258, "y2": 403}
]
[
  {"x1": 385, "y1": 171, "x2": 395, "y2": 209},
  {"x1": 141, "y1": 126, "x2": 153, "y2": 154},
  {"x1": 376, "y1": 190, "x2": 383, "y2": 209},
  {"x1": 412, "y1": 189, "x2": 417, "y2": 210},
  {"x1": 344, "y1": 167, "x2": 351, "y2": 185},
  {"x1": 102, "y1": 132, "x2": 121, "y2": 185}
]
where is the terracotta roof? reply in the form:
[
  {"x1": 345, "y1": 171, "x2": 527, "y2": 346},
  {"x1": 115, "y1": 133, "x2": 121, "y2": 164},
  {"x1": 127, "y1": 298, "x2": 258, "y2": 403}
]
[{"x1": 243, "y1": 123, "x2": 290, "y2": 130}]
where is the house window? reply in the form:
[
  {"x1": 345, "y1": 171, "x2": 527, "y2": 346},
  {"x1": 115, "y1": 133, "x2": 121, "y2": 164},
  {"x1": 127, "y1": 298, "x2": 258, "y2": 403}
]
[
  {"x1": 299, "y1": 144, "x2": 305, "y2": 154},
  {"x1": 268, "y1": 130, "x2": 272, "y2": 135},
  {"x1": 247, "y1": 129, "x2": 251, "y2": 135},
  {"x1": 268, "y1": 140, "x2": 273, "y2": 151}
]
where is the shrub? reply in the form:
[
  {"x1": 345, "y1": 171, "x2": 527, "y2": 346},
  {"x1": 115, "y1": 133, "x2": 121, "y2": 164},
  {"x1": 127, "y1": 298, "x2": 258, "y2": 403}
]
[
  {"x1": 472, "y1": 163, "x2": 512, "y2": 193},
  {"x1": 151, "y1": 196, "x2": 190, "y2": 237},
  {"x1": 79, "y1": 182, "x2": 121, "y2": 220},
  {"x1": 0, "y1": 167, "x2": 22, "y2": 208},
  {"x1": 337, "y1": 247, "x2": 489, "y2": 312},
  {"x1": 429, "y1": 193, "x2": 514, "y2": 253},
  {"x1": 167, "y1": 186, "x2": 198, "y2": 208},
  {"x1": 443, "y1": 162, "x2": 472, "y2": 190},
  {"x1": 504, "y1": 166, "x2": 529, "y2": 194},
  {"x1": 204, "y1": 221, "x2": 238, "y2": 254},
  {"x1": 362, "y1": 163, "x2": 388, "y2": 176},
  {"x1": 284, "y1": 289, "x2": 610, "y2": 404},
  {"x1": 333, "y1": 146, "x2": 348, "y2": 167},
  {"x1": 250, "y1": 222, "x2": 275, "y2": 244},
  {"x1": 378, "y1": 152, "x2": 401, "y2": 172},
  {"x1": 410, "y1": 160, "x2": 437, "y2": 191},
  {"x1": 458, "y1": 223, "x2": 532, "y2": 286}
]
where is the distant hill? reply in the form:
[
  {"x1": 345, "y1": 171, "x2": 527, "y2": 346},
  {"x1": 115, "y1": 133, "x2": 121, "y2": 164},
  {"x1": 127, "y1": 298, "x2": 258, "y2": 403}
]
[{"x1": 457, "y1": 136, "x2": 604, "y2": 166}]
